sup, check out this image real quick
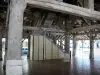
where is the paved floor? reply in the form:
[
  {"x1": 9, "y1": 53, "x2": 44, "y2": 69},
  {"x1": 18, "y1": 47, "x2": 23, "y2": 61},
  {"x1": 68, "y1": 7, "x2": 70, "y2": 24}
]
[{"x1": 1, "y1": 55, "x2": 100, "y2": 75}]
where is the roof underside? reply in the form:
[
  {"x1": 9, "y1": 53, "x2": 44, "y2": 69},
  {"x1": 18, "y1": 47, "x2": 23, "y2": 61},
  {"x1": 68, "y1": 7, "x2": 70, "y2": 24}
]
[{"x1": 1, "y1": 0, "x2": 100, "y2": 40}]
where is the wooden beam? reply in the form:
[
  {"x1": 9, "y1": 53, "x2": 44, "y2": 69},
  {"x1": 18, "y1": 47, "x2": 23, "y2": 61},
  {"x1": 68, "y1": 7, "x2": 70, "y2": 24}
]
[
  {"x1": 23, "y1": 26, "x2": 64, "y2": 32},
  {"x1": 75, "y1": 31, "x2": 100, "y2": 36},
  {"x1": 26, "y1": 0, "x2": 100, "y2": 20},
  {"x1": 24, "y1": 24, "x2": 100, "y2": 33},
  {"x1": 70, "y1": 24, "x2": 100, "y2": 33}
]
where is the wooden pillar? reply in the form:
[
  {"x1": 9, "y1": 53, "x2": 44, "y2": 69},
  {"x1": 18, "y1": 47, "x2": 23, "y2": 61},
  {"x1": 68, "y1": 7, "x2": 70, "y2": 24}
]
[
  {"x1": 64, "y1": 31, "x2": 70, "y2": 62},
  {"x1": 73, "y1": 34, "x2": 77, "y2": 56},
  {"x1": 89, "y1": 31, "x2": 95, "y2": 59},
  {"x1": 65, "y1": 33, "x2": 70, "y2": 53},
  {"x1": 89, "y1": 0, "x2": 94, "y2": 10},
  {"x1": 0, "y1": 27, "x2": 2, "y2": 61},
  {"x1": 27, "y1": 36, "x2": 31, "y2": 58},
  {"x1": 88, "y1": 0, "x2": 94, "y2": 58},
  {"x1": 32, "y1": 35, "x2": 34, "y2": 60},
  {"x1": 6, "y1": 0, "x2": 26, "y2": 75},
  {"x1": 30, "y1": 35, "x2": 34, "y2": 60},
  {"x1": 84, "y1": 0, "x2": 94, "y2": 9}
]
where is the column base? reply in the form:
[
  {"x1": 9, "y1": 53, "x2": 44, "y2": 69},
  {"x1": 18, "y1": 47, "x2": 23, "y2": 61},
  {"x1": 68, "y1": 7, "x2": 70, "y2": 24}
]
[
  {"x1": 63, "y1": 53, "x2": 70, "y2": 62},
  {"x1": 6, "y1": 60, "x2": 22, "y2": 75}
]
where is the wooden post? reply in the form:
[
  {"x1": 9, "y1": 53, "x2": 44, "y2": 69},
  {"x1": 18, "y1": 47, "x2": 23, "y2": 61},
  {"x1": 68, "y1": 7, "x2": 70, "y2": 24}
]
[
  {"x1": 89, "y1": 31, "x2": 95, "y2": 59},
  {"x1": 0, "y1": 27, "x2": 2, "y2": 61},
  {"x1": 64, "y1": 31, "x2": 70, "y2": 62},
  {"x1": 89, "y1": 0, "x2": 94, "y2": 10},
  {"x1": 27, "y1": 36, "x2": 31, "y2": 58},
  {"x1": 73, "y1": 34, "x2": 77, "y2": 56}
]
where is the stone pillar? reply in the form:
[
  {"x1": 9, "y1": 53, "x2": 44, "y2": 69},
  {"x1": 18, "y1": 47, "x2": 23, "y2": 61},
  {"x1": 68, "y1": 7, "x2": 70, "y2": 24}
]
[
  {"x1": 27, "y1": 36, "x2": 31, "y2": 58},
  {"x1": 0, "y1": 28, "x2": 2, "y2": 61},
  {"x1": 89, "y1": 31, "x2": 95, "y2": 59},
  {"x1": 64, "y1": 32, "x2": 70, "y2": 62},
  {"x1": 6, "y1": 0, "x2": 26, "y2": 75},
  {"x1": 73, "y1": 34, "x2": 77, "y2": 56}
]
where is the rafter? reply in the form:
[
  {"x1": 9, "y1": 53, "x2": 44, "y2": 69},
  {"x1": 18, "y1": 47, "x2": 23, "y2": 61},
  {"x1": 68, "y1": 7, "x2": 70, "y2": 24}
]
[{"x1": 26, "y1": 0, "x2": 100, "y2": 20}]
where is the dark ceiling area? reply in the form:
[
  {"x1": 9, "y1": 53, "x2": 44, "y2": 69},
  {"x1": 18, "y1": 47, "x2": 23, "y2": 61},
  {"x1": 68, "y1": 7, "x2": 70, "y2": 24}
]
[
  {"x1": 95, "y1": 0, "x2": 100, "y2": 3},
  {"x1": 0, "y1": 0, "x2": 8, "y2": 12}
]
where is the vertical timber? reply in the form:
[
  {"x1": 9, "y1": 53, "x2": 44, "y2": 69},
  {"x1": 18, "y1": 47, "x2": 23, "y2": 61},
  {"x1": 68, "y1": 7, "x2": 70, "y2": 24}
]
[
  {"x1": 27, "y1": 36, "x2": 31, "y2": 58},
  {"x1": 64, "y1": 31, "x2": 70, "y2": 62},
  {"x1": 0, "y1": 27, "x2": 2, "y2": 61},
  {"x1": 89, "y1": 0, "x2": 94, "y2": 59},
  {"x1": 89, "y1": 31, "x2": 95, "y2": 59},
  {"x1": 32, "y1": 35, "x2": 34, "y2": 60},
  {"x1": 73, "y1": 34, "x2": 77, "y2": 56},
  {"x1": 89, "y1": 0, "x2": 94, "y2": 10}
]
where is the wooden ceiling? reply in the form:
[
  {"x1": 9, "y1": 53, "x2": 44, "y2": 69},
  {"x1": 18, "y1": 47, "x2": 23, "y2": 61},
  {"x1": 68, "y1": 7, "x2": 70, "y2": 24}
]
[{"x1": 1, "y1": 0, "x2": 100, "y2": 40}]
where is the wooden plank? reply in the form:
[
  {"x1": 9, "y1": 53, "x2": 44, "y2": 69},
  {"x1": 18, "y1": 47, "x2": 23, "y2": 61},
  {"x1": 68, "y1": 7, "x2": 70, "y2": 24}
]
[{"x1": 26, "y1": 0, "x2": 100, "y2": 20}]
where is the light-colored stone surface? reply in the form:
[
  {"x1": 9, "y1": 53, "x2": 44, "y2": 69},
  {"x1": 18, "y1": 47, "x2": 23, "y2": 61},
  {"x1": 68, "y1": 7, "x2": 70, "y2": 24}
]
[
  {"x1": 6, "y1": 66, "x2": 22, "y2": 75},
  {"x1": 6, "y1": 60, "x2": 22, "y2": 75},
  {"x1": 7, "y1": 0, "x2": 26, "y2": 60},
  {"x1": 6, "y1": 60, "x2": 22, "y2": 66}
]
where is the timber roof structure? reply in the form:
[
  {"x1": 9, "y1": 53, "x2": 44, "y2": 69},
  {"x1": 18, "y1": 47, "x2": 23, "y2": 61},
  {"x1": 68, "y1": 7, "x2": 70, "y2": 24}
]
[{"x1": 1, "y1": 0, "x2": 100, "y2": 40}]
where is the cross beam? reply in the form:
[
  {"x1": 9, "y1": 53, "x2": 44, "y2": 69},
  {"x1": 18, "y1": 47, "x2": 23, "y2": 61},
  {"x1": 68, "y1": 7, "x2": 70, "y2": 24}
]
[
  {"x1": 69, "y1": 24, "x2": 100, "y2": 33},
  {"x1": 24, "y1": 24, "x2": 100, "y2": 33},
  {"x1": 23, "y1": 26, "x2": 64, "y2": 32},
  {"x1": 26, "y1": 0, "x2": 100, "y2": 20}
]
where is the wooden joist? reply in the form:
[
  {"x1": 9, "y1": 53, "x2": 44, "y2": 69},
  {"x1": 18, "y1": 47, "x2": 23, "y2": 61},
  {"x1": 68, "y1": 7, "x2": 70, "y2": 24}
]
[
  {"x1": 24, "y1": 24, "x2": 100, "y2": 33},
  {"x1": 26, "y1": 0, "x2": 100, "y2": 20},
  {"x1": 69, "y1": 24, "x2": 100, "y2": 33},
  {"x1": 23, "y1": 26, "x2": 64, "y2": 32}
]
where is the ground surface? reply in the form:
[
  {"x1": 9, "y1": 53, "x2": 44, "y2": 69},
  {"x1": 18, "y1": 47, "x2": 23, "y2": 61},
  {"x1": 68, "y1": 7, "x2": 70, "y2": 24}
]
[{"x1": 1, "y1": 50, "x2": 100, "y2": 75}]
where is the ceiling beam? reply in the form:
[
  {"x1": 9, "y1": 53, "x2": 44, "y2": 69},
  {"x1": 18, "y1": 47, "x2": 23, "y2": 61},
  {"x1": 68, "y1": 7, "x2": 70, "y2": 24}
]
[
  {"x1": 24, "y1": 24, "x2": 100, "y2": 34},
  {"x1": 70, "y1": 24, "x2": 100, "y2": 33},
  {"x1": 26, "y1": 0, "x2": 100, "y2": 20},
  {"x1": 23, "y1": 26, "x2": 64, "y2": 33}
]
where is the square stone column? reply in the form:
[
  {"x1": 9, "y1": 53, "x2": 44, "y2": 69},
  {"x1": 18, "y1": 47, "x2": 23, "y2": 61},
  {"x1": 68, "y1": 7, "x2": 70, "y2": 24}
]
[{"x1": 6, "y1": 0, "x2": 26, "y2": 75}]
